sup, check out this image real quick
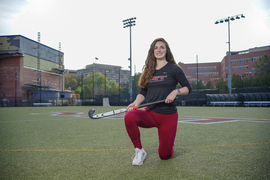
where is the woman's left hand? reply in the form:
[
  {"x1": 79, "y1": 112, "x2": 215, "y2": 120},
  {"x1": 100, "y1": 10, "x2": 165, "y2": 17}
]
[{"x1": 165, "y1": 90, "x2": 178, "y2": 103}]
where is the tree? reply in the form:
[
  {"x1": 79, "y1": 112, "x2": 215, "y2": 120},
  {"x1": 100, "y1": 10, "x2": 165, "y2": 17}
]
[
  {"x1": 254, "y1": 54, "x2": 270, "y2": 77},
  {"x1": 82, "y1": 74, "x2": 94, "y2": 99},
  {"x1": 132, "y1": 72, "x2": 141, "y2": 94},
  {"x1": 74, "y1": 86, "x2": 81, "y2": 95},
  {"x1": 215, "y1": 78, "x2": 228, "y2": 93},
  {"x1": 252, "y1": 54, "x2": 270, "y2": 87},
  {"x1": 190, "y1": 81, "x2": 197, "y2": 90},
  {"x1": 205, "y1": 81, "x2": 214, "y2": 89},
  {"x1": 107, "y1": 81, "x2": 119, "y2": 95},
  {"x1": 65, "y1": 74, "x2": 78, "y2": 91},
  {"x1": 197, "y1": 80, "x2": 205, "y2": 89},
  {"x1": 189, "y1": 80, "x2": 206, "y2": 91},
  {"x1": 242, "y1": 75, "x2": 254, "y2": 88},
  {"x1": 82, "y1": 73, "x2": 120, "y2": 98},
  {"x1": 238, "y1": 54, "x2": 270, "y2": 88},
  {"x1": 232, "y1": 74, "x2": 244, "y2": 88},
  {"x1": 120, "y1": 81, "x2": 129, "y2": 96}
]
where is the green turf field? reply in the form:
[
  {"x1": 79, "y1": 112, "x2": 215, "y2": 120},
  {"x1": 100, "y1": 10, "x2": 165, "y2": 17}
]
[{"x1": 0, "y1": 106, "x2": 269, "y2": 179}]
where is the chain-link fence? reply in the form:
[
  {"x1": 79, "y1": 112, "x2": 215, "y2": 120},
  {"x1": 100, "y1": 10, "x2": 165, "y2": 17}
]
[{"x1": 1, "y1": 87, "x2": 269, "y2": 107}]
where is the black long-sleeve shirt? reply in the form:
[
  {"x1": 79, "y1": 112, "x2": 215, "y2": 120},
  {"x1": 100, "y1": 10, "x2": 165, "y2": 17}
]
[{"x1": 140, "y1": 63, "x2": 192, "y2": 114}]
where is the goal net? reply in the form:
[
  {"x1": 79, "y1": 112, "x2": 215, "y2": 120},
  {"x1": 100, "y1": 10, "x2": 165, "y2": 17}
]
[{"x1": 103, "y1": 98, "x2": 110, "y2": 107}]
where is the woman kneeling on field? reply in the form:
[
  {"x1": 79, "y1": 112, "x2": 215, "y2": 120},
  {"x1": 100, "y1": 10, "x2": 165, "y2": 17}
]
[{"x1": 125, "y1": 38, "x2": 192, "y2": 165}]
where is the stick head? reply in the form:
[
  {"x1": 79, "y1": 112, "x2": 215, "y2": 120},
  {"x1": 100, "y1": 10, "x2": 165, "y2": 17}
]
[{"x1": 88, "y1": 109, "x2": 97, "y2": 119}]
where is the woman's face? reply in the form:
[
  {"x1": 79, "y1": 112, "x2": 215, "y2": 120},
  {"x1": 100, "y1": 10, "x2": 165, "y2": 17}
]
[{"x1": 154, "y1": 41, "x2": 166, "y2": 60}]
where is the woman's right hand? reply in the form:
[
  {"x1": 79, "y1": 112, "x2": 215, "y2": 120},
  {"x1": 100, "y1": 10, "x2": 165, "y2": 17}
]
[
  {"x1": 126, "y1": 94, "x2": 145, "y2": 112},
  {"x1": 127, "y1": 102, "x2": 137, "y2": 112}
]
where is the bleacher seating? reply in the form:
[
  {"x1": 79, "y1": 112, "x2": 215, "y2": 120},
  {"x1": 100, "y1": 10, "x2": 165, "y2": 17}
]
[
  {"x1": 207, "y1": 94, "x2": 241, "y2": 107},
  {"x1": 206, "y1": 93, "x2": 270, "y2": 107},
  {"x1": 241, "y1": 93, "x2": 270, "y2": 107}
]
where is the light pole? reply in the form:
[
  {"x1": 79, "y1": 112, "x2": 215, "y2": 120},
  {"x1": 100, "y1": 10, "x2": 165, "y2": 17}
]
[
  {"x1": 118, "y1": 67, "x2": 121, "y2": 102},
  {"x1": 105, "y1": 70, "x2": 109, "y2": 96},
  {"x1": 215, "y1": 14, "x2": 245, "y2": 94},
  {"x1": 123, "y1": 17, "x2": 136, "y2": 102},
  {"x1": 37, "y1": 32, "x2": 41, "y2": 103},
  {"x1": 94, "y1": 57, "x2": 98, "y2": 96},
  {"x1": 81, "y1": 72, "x2": 84, "y2": 104},
  {"x1": 196, "y1": 55, "x2": 199, "y2": 106}
]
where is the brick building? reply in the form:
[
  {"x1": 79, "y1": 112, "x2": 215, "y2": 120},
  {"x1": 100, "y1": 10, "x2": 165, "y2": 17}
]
[
  {"x1": 66, "y1": 63, "x2": 130, "y2": 85},
  {"x1": 179, "y1": 61, "x2": 221, "y2": 85},
  {"x1": 0, "y1": 35, "x2": 66, "y2": 106},
  {"x1": 179, "y1": 45, "x2": 270, "y2": 86}
]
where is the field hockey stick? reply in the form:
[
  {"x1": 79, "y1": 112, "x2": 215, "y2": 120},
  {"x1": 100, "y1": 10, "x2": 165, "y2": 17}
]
[{"x1": 88, "y1": 99, "x2": 165, "y2": 119}]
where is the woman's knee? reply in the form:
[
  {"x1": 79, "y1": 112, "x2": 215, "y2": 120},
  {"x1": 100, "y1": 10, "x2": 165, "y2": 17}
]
[
  {"x1": 124, "y1": 111, "x2": 135, "y2": 125},
  {"x1": 159, "y1": 151, "x2": 173, "y2": 160},
  {"x1": 159, "y1": 153, "x2": 172, "y2": 160},
  {"x1": 159, "y1": 146, "x2": 174, "y2": 160}
]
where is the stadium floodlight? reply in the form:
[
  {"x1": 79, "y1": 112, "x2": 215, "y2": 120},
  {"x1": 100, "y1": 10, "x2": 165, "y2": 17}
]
[
  {"x1": 215, "y1": 14, "x2": 245, "y2": 94},
  {"x1": 123, "y1": 17, "x2": 136, "y2": 102}
]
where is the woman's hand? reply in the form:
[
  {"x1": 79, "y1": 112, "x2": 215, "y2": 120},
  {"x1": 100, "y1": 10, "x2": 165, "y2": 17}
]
[
  {"x1": 126, "y1": 94, "x2": 145, "y2": 111},
  {"x1": 165, "y1": 90, "x2": 178, "y2": 104},
  {"x1": 127, "y1": 101, "x2": 142, "y2": 112},
  {"x1": 127, "y1": 102, "x2": 137, "y2": 112}
]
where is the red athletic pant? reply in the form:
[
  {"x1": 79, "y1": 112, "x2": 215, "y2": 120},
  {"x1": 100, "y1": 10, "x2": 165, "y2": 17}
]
[{"x1": 124, "y1": 107, "x2": 178, "y2": 160}]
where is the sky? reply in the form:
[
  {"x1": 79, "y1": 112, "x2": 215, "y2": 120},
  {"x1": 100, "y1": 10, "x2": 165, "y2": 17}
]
[{"x1": 1, "y1": 0, "x2": 270, "y2": 74}]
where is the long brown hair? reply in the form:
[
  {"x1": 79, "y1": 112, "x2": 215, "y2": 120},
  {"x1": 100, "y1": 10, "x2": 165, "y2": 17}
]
[{"x1": 138, "y1": 38, "x2": 178, "y2": 88}]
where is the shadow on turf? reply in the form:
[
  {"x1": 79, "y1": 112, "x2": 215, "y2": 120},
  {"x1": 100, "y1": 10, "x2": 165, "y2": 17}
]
[
  {"x1": 145, "y1": 148, "x2": 187, "y2": 160},
  {"x1": 171, "y1": 149, "x2": 188, "y2": 159}
]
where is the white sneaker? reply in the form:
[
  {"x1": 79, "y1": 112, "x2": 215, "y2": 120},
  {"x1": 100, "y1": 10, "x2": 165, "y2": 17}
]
[{"x1": 131, "y1": 148, "x2": 147, "y2": 165}]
